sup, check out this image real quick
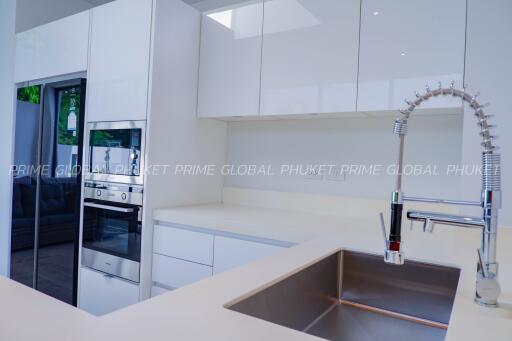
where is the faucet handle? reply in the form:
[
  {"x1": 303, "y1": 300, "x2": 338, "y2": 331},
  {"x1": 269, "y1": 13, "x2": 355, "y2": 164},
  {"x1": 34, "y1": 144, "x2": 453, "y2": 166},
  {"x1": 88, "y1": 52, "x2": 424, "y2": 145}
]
[
  {"x1": 476, "y1": 249, "x2": 500, "y2": 305},
  {"x1": 477, "y1": 248, "x2": 489, "y2": 278},
  {"x1": 379, "y1": 212, "x2": 388, "y2": 249}
]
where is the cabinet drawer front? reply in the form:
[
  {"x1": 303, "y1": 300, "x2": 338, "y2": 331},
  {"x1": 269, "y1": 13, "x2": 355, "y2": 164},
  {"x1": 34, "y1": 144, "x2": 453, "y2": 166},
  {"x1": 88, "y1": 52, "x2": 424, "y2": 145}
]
[
  {"x1": 152, "y1": 254, "x2": 212, "y2": 288},
  {"x1": 79, "y1": 267, "x2": 139, "y2": 316},
  {"x1": 213, "y1": 236, "x2": 285, "y2": 275},
  {"x1": 153, "y1": 224, "x2": 214, "y2": 265}
]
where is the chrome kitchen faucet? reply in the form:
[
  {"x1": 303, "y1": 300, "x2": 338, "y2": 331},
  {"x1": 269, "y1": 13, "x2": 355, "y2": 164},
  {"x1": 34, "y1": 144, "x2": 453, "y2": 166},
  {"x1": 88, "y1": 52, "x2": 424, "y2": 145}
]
[{"x1": 379, "y1": 81, "x2": 502, "y2": 307}]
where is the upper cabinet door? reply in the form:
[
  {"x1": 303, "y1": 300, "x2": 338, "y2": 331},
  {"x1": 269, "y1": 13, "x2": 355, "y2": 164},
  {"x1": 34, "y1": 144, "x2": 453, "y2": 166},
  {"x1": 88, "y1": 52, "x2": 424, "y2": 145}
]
[
  {"x1": 197, "y1": 1, "x2": 263, "y2": 118},
  {"x1": 15, "y1": 11, "x2": 89, "y2": 83},
  {"x1": 358, "y1": 0, "x2": 466, "y2": 113},
  {"x1": 87, "y1": 0, "x2": 153, "y2": 122},
  {"x1": 260, "y1": 0, "x2": 360, "y2": 116}
]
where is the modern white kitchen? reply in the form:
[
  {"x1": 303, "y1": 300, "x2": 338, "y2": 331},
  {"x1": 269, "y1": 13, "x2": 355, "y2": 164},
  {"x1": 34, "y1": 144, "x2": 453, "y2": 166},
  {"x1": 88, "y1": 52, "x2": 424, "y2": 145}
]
[{"x1": 0, "y1": 0, "x2": 511, "y2": 340}]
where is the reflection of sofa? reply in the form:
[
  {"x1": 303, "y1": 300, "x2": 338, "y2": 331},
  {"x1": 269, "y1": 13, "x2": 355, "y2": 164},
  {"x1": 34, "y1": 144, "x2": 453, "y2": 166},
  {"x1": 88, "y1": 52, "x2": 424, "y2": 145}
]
[{"x1": 11, "y1": 177, "x2": 78, "y2": 251}]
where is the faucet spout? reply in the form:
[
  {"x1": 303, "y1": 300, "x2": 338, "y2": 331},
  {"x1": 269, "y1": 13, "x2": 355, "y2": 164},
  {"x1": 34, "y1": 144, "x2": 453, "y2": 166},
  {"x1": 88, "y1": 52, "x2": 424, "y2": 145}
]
[
  {"x1": 407, "y1": 211, "x2": 485, "y2": 229},
  {"x1": 382, "y1": 82, "x2": 502, "y2": 307}
]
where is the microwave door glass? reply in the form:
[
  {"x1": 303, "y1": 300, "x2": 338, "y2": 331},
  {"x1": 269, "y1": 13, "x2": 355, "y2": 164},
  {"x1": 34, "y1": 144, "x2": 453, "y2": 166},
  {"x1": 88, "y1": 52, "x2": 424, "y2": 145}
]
[{"x1": 89, "y1": 129, "x2": 141, "y2": 176}]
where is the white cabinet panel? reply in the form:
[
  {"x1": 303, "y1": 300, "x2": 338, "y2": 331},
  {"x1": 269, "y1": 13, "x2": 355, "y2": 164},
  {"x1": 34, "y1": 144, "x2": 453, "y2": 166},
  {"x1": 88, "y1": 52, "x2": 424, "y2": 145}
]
[
  {"x1": 213, "y1": 236, "x2": 284, "y2": 274},
  {"x1": 153, "y1": 224, "x2": 214, "y2": 265},
  {"x1": 15, "y1": 11, "x2": 89, "y2": 83},
  {"x1": 197, "y1": 1, "x2": 263, "y2": 118},
  {"x1": 260, "y1": 0, "x2": 360, "y2": 116},
  {"x1": 358, "y1": 0, "x2": 466, "y2": 112},
  {"x1": 79, "y1": 267, "x2": 139, "y2": 316},
  {"x1": 152, "y1": 254, "x2": 212, "y2": 288},
  {"x1": 87, "y1": 0, "x2": 152, "y2": 122}
]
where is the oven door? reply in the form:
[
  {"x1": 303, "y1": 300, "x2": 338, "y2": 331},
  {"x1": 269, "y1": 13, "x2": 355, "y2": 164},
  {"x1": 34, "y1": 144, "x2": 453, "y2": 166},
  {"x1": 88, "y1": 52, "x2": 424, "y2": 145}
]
[
  {"x1": 82, "y1": 199, "x2": 141, "y2": 282},
  {"x1": 85, "y1": 121, "x2": 146, "y2": 185}
]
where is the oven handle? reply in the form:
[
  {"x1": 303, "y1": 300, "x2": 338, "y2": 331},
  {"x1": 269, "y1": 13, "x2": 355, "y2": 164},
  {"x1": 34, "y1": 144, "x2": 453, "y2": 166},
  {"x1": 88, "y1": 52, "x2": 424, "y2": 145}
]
[{"x1": 84, "y1": 202, "x2": 135, "y2": 213}]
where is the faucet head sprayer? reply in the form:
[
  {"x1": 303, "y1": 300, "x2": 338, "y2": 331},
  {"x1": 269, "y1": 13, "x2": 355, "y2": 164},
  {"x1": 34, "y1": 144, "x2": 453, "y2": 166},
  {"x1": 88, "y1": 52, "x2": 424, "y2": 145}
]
[{"x1": 379, "y1": 192, "x2": 405, "y2": 266}]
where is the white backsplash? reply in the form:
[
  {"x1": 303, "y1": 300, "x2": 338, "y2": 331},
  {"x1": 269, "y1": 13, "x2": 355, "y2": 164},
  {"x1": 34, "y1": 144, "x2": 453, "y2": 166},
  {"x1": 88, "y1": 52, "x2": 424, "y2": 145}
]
[{"x1": 225, "y1": 114, "x2": 466, "y2": 201}]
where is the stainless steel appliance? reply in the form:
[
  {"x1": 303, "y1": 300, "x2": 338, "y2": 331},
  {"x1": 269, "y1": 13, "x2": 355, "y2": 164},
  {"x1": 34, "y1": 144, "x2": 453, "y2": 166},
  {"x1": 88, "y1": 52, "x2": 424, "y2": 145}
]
[
  {"x1": 82, "y1": 181, "x2": 143, "y2": 282},
  {"x1": 85, "y1": 120, "x2": 146, "y2": 185}
]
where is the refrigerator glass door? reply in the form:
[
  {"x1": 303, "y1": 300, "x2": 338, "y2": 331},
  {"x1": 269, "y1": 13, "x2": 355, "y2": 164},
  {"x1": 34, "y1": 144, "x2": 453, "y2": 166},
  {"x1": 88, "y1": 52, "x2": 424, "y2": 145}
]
[
  {"x1": 10, "y1": 79, "x2": 85, "y2": 306},
  {"x1": 36, "y1": 80, "x2": 85, "y2": 305},
  {"x1": 10, "y1": 85, "x2": 42, "y2": 289}
]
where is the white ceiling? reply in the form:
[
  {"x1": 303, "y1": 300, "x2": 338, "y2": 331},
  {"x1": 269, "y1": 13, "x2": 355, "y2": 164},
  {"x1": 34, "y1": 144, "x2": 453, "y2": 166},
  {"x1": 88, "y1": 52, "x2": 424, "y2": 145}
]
[
  {"x1": 16, "y1": 0, "x2": 213, "y2": 33},
  {"x1": 16, "y1": 0, "x2": 113, "y2": 32}
]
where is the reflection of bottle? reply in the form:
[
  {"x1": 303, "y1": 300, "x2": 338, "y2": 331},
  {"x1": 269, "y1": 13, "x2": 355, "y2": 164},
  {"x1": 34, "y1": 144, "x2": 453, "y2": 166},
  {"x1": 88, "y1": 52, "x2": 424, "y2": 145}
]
[
  {"x1": 130, "y1": 147, "x2": 138, "y2": 176},
  {"x1": 104, "y1": 147, "x2": 110, "y2": 173},
  {"x1": 68, "y1": 110, "x2": 77, "y2": 136},
  {"x1": 68, "y1": 89, "x2": 77, "y2": 136}
]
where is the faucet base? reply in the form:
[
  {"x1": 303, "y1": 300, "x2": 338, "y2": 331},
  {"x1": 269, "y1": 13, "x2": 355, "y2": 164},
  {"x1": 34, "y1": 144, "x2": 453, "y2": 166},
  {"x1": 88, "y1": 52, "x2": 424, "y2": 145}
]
[
  {"x1": 384, "y1": 250, "x2": 404, "y2": 265},
  {"x1": 474, "y1": 297, "x2": 499, "y2": 308}
]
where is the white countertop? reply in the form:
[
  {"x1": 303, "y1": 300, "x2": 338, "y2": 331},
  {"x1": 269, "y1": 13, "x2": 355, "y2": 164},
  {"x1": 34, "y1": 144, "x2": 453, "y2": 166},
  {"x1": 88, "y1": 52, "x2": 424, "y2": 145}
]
[{"x1": 1, "y1": 196, "x2": 511, "y2": 340}]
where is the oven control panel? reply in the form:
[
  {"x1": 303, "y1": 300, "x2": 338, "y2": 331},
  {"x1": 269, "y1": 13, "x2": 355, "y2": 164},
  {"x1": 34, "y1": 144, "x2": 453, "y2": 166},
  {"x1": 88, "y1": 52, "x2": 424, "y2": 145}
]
[{"x1": 84, "y1": 182, "x2": 143, "y2": 206}]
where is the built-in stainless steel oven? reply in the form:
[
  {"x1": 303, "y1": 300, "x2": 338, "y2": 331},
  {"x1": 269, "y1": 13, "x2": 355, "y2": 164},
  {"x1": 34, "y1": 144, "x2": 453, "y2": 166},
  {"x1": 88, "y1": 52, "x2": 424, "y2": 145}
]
[
  {"x1": 82, "y1": 181, "x2": 143, "y2": 282},
  {"x1": 85, "y1": 120, "x2": 146, "y2": 185}
]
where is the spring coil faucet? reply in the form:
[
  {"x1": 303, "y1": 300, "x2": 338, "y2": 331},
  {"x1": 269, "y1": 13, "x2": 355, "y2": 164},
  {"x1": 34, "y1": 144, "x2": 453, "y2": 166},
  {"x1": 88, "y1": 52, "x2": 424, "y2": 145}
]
[{"x1": 380, "y1": 81, "x2": 502, "y2": 307}]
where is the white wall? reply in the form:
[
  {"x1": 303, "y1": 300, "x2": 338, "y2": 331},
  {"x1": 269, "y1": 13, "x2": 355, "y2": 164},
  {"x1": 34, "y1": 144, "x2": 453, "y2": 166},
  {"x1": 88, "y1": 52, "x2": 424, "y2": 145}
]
[
  {"x1": 140, "y1": 0, "x2": 227, "y2": 299},
  {"x1": 461, "y1": 0, "x2": 512, "y2": 226},
  {"x1": 0, "y1": 0, "x2": 17, "y2": 277},
  {"x1": 225, "y1": 114, "x2": 464, "y2": 200}
]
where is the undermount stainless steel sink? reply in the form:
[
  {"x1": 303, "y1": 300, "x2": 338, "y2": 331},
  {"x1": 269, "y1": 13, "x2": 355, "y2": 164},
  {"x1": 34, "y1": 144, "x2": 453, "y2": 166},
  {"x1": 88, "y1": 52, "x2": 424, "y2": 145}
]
[{"x1": 227, "y1": 251, "x2": 460, "y2": 341}]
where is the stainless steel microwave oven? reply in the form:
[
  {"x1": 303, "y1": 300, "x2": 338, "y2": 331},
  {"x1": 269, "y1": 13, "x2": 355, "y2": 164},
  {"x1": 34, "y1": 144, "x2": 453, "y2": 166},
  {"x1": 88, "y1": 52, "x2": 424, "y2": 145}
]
[{"x1": 85, "y1": 121, "x2": 146, "y2": 185}]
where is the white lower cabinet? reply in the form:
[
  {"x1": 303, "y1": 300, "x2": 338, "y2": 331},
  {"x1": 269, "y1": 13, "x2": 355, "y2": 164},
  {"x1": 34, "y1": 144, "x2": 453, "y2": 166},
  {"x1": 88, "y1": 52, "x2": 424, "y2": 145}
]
[
  {"x1": 152, "y1": 253, "x2": 213, "y2": 289},
  {"x1": 79, "y1": 267, "x2": 139, "y2": 316},
  {"x1": 213, "y1": 236, "x2": 285, "y2": 275},
  {"x1": 152, "y1": 224, "x2": 290, "y2": 290},
  {"x1": 153, "y1": 224, "x2": 214, "y2": 265}
]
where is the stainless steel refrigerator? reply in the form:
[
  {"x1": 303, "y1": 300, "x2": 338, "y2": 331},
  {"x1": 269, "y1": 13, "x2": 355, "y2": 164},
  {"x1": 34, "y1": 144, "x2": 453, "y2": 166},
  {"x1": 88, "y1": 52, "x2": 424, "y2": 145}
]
[{"x1": 10, "y1": 77, "x2": 86, "y2": 306}]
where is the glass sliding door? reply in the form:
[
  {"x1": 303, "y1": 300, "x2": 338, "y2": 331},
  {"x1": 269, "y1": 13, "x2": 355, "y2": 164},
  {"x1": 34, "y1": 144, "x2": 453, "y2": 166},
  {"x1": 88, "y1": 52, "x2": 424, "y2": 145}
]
[{"x1": 10, "y1": 79, "x2": 85, "y2": 306}]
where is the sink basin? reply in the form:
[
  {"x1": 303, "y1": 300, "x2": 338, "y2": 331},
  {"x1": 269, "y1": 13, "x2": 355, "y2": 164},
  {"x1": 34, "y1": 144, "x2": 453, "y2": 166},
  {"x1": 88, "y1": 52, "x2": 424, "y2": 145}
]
[{"x1": 227, "y1": 251, "x2": 460, "y2": 341}]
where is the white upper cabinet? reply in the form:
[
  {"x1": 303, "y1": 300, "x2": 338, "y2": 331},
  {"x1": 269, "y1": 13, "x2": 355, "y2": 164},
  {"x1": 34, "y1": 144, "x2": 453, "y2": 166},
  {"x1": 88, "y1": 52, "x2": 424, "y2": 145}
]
[
  {"x1": 357, "y1": 0, "x2": 466, "y2": 113},
  {"x1": 197, "y1": 1, "x2": 263, "y2": 118},
  {"x1": 87, "y1": 0, "x2": 153, "y2": 122},
  {"x1": 15, "y1": 11, "x2": 90, "y2": 83},
  {"x1": 260, "y1": 0, "x2": 360, "y2": 116}
]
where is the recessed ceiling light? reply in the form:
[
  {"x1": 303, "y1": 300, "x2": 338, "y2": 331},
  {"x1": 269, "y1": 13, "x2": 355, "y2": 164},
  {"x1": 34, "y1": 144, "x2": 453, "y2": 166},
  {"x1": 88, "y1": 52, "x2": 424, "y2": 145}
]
[
  {"x1": 400, "y1": 52, "x2": 406, "y2": 56},
  {"x1": 372, "y1": 11, "x2": 379, "y2": 16}
]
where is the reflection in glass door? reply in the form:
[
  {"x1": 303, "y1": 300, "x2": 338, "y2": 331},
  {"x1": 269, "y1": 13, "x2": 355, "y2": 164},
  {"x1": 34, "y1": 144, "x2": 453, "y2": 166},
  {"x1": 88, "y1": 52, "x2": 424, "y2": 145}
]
[{"x1": 10, "y1": 85, "x2": 42, "y2": 289}]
